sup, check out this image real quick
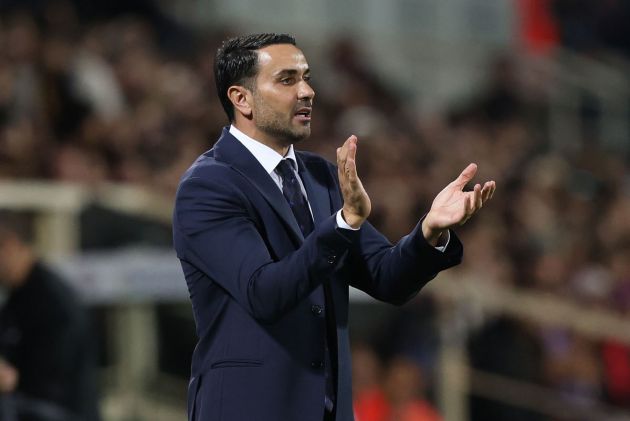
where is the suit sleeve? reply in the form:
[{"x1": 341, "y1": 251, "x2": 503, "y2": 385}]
[
  {"x1": 317, "y1": 159, "x2": 463, "y2": 305},
  {"x1": 347, "y1": 218, "x2": 463, "y2": 305},
  {"x1": 173, "y1": 174, "x2": 359, "y2": 323}
]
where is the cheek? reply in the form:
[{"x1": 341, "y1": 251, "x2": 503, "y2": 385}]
[{"x1": 258, "y1": 87, "x2": 294, "y2": 108}]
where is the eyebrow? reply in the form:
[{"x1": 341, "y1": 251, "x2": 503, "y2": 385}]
[{"x1": 273, "y1": 68, "x2": 310, "y2": 77}]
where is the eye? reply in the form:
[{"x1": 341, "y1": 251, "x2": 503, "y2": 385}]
[
  {"x1": 280, "y1": 78, "x2": 294, "y2": 85},
  {"x1": 303, "y1": 75, "x2": 312, "y2": 83}
]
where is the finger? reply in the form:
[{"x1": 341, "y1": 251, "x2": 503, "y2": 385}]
[
  {"x1": 336, "y1": 147, "x2": 345, "y2": 183},
  {"x1": 461, "y1": 193, "x2": 474, "y2": 224},
  {"x1": 343, "y1": 135, "x2": 356, "y2": 153},
  {"x1": 337, "y1": 143, "x2": 349, "y2": 178},
  {"x1": 490, "y1": 181, "x2": 496, "y2": 199},
  {"x1": 345, "y1": 138, "x2": 358, "y2": 177},
  {"x1": 451, "y1": 163, "x2": 478, "y2": 190},
  {"x1": 485, "y1": 181, "x2": 495, "y2": 200},
  {"x1": 481, "y1": 180, "x2": 496, "y2": 202},
  {"x1": 343, "y1": 136, "x2": 358, "y2": 179},
  {"x1": 474, "y1": 183, "x2": 482, "y2": 211},
  {"x1": 338, "y1": 135, "x2": 355, "y2": 171},
  {"x1": 468, "y1": 191, "x2": 476, "y2": 215},
  {"x1": 481, "y1": 181, "x2": 492, "y2": 202},
  {"x1": 338, "y1": 137, "x2": 359, "y2": 192}
]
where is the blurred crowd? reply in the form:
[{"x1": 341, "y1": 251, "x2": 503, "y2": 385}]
[
  {"x1": 552, "y1": 0, "x2": 630, "y2": 57},
  {"x1": 1, "y1": 0, "x2": 630, "y2": 420}
]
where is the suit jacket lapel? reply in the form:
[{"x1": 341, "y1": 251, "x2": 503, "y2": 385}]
[
  {"x1": 212, "y1": 128, "x2": 304, "y2": 243},
  {"x1": 296, "y1": 154, "x2": 331, "y2": 227}
]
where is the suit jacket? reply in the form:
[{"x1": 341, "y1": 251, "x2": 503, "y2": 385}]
[{"x1": 172, "y1": 127, "x2": 463, "y2": 421}]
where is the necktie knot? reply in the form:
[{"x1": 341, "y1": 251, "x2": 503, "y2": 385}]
[{"x1": 276, "y1": 159, "x2": 295, "y2": 179}]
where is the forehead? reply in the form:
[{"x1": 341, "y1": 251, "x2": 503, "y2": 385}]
[{"x1": 255, "y1": 44, "x2": 309, "y2": 75}]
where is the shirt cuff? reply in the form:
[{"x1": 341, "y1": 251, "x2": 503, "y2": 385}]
[
  {"x1": 335, "y1": 209, "x2": 360, "y2": 231},
  {"x1": 434, "y1": 230, "x2": 450, "y2": 252},
  {"x1": 336, "y1": 209, "x2": 449, "y2": 251}
]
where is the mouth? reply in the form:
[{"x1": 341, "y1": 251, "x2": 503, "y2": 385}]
[{"x1": 294, "y1": 107, "x2": 312, "y2": 123}]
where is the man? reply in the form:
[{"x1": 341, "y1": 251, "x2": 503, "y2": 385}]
[
  {"x1": 0, "y1": 212, "x2": 101, "y2": 421},
  {"x1": 172, "y1": 33, "x2": 495, "y2": 421}
]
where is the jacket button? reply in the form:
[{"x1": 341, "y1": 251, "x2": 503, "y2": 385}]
[
  {"x1": 311, "y1": 305, "x2": 323, "y2": 315},
  {"x1": 327, "y1": 255, "x2": 336, "y2": 264},
  {"x1": 311, "y1": 360, "x2": 324, "y2": 369}
]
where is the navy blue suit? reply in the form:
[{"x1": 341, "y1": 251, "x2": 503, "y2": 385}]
[{"x1": 172, "y1": 128, "x2": 463, "y2": 421}]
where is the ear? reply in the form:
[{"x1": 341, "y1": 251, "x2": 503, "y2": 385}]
[{"x1": 227, "y1": 85, "x2": 253, "y2": 119}]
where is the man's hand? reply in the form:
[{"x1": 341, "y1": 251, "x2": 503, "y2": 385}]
[
  {"x1": 422, "y1": 163, "x2": 496, "y2": 245},
  {"x1": 337, "y1": 135, "x2": 371, "y2": 229}
]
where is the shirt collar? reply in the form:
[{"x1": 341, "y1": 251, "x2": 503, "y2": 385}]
[{"x1": 229, "y1": 125, "x2": 298, "y2": 174}]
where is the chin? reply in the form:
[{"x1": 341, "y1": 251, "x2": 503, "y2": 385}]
[
  {"x1": 287, "y1": 127, "x2": 311, "y2": 144},
  {"x1": 292, "y1": 133, "x2": 310, "y2": 144}
]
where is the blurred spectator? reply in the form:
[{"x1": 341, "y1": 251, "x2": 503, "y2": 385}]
[
  {"x1": 372, "y1": 297, "x2": 440, "y2": 384},
  {"x1": 552, "y1": 0, "x2": 630, "y2": 57},
  {"x1": 517, "y1": 0, "x2": 559, "y2": 55},
  {"x1": 600, "y1": 240, "x2": 630, "y2": 409},
  {"x1": 382, "y1": 356, "x2": 442, "y2": 421},
  {"x1": 0, "y1": 211, "x2": 101, "y2": 421},
  {"x1": 468, "y1": 316, "x2": 545, "y2": 421},
  {"x1": 541, "y1": 331, "x2": 603, "y2": 414},
  {"x1": 353, "y1": 347, "x2": 442, "y2": 421},
  {"x1": 602, "y1": 340, "x2": 630, "y2": 409},
  {"x1": 353, "y1": 343, "x2": 388, "y2": 421}
]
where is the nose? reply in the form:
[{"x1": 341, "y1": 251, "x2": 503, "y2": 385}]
[{"x1": 298, "y1": 80, "x2": 315, "y2": 101}]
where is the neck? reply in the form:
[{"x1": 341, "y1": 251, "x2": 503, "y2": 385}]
[{"x1": 232, "y1": 121, "x2": 290, "y2": 156}]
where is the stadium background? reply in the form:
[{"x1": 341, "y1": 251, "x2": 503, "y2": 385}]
[{"x1": 1, "y1": 0, "x2": 630, "y2": 419}]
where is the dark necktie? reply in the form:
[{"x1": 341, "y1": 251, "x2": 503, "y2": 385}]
[
  {"x1": 276, "y1": 159, "x2": 314, "y2": 236},
  {"x1": 276, "y1": 159, "x2": 336, "y2": 413}
]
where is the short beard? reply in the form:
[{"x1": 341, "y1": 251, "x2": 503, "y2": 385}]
[
  {"x1": 252, "y1": 93, "x2": 310, "y2": 146},
  {"x1": 256, "y1": 118, "x2": 310, "y2": 146}
]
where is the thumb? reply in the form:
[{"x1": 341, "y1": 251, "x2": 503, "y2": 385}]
[{"x1": 451, "y1": 163, "x2": 478, "y2": 189}]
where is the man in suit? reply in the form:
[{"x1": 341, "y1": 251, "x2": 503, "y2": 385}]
[{"x1": 172, "y1": 33, "x2": 495, "y2": 421}]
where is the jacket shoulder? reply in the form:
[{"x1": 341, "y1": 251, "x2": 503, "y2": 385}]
[{"x1": 178, "y1": 150, "x2": 234, "y2": 184}]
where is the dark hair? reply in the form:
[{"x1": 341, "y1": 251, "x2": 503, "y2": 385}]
[{"x1": 214, "y1": 33, "x2": 296, "y2": 121}]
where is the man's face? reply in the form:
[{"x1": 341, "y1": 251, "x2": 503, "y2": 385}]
[{"x1": 250, "y1": 44, "x2": 315, "y2": 146}]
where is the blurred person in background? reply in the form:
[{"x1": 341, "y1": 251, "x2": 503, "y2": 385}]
[
  {"x1": 0, "y1": 211, "x2": 100, "y2": 421},
  {"x1": 381, "y1": 356, "x2": 442, "y2": 421},
  {"x1": 468, "y1": 316, "x2": 545, "y2": 421},
  {"x1": 352, "y1": 343, "x2": 387, "y2": 421},
  {"x1": 173, "y1": 33, "x2": 496, "y2": 421},
  {"x1": 353, "y1": 347, "x2": 442, "y2": 421}
]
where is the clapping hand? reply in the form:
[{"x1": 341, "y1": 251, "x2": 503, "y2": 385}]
[
  {"x1": 337, "y1": 135, "x2": 371, "y2": 229},
  {"x1": 422, "y1": 163, "x2": 496, "y2": 245},
  {"x1": 336, "y1": 136, "x2": 495, "y2": 240}
]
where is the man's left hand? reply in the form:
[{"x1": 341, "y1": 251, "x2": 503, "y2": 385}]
[{"x1": 422, "y1": 163, "x2": 496, "y2": 245}]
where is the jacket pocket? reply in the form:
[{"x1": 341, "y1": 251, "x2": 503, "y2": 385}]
[{"x1": 210, "y1": 358, "x2": 263, "y2": 369}]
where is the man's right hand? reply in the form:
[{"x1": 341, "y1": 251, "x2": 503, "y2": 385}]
[{"x1": 337, "y1": 135, "x2": 371, "y2": 229}]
